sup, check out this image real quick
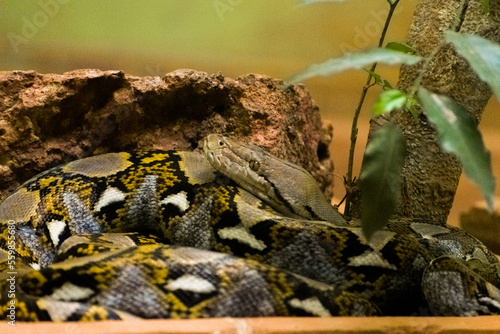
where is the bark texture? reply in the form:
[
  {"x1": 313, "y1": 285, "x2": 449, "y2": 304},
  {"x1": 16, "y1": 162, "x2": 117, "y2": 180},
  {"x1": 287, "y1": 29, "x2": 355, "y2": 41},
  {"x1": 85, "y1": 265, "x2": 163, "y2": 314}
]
[
  {"x1": 0, "y1": 69, "x2": 334, "y2": 202},
  {"x1": 367, "y1": 0, "x2": 500, "y2": 223}
]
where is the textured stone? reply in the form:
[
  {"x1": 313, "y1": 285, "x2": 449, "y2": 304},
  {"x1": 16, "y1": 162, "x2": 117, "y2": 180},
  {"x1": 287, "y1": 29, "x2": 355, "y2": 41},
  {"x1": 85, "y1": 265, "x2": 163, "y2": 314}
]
[
  {"x1": 0, "y1": 69, "x2": 334, "y2": 202},
  {"x1": 460, "y1": 199, "x2": 500, "y2": 255}
]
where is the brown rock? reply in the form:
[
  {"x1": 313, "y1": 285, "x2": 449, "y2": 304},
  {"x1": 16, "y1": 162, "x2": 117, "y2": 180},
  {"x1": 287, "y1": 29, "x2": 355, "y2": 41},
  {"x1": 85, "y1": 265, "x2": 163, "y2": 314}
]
[
  {"x1": 460, "y1": 200, "x2": 500, "y2": 255},
  {"x1": 0, "y1": 69, "x2": 334, "y2": 202}
]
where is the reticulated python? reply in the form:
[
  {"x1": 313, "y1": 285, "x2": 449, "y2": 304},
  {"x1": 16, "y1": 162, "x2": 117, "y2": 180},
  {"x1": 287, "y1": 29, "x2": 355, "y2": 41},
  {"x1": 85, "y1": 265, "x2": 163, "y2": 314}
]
[{"x1": 1, "y1": 134, "x2": 499, "y2": 321}]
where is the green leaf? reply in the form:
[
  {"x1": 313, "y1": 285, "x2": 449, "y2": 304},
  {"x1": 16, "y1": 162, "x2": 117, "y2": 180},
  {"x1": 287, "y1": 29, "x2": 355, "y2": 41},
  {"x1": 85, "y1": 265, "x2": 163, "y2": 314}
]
[
  {"x1": 446, "y1": 31, "x2": 500, "y2": 100},
  {"x1": 373, "y1": 89, "x2": 407, "y2": 115},
  {"x1": 382, "y1": 80, "x2": 393, "y2": 90},
  {"x1": 364, "y1": 69, "x2": 394, "y2": 90},
  {"x1": 405, "y1": 95, "x2": 419, "y2": 118},
  {"x1": 360, "y1": 123, "x2": 406, "y2": 239},
  {"x1": 364, "y1": 69, "x2": 383, "y2": 85},
  {"x1": 288, "y1": 48, "x2": 421, "y2": 84},
  {"x1": 419, "y1": 88, "x2": 496, "y2": 211},
  {"x1": 385, "y1": 42, "x2": 416, "y2": 55}
]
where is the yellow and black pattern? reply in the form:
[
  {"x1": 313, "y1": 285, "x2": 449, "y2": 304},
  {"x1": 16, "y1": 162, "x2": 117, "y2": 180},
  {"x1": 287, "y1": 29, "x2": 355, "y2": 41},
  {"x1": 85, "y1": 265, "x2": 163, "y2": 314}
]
[{"x1": 1, "y1": 134, "x2": 500, "y2": 321}]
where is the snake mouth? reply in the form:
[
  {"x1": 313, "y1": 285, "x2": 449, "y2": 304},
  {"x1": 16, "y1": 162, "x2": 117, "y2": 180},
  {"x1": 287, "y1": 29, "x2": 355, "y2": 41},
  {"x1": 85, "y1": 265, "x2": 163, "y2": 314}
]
[
  {"x1": 203, "y1": 134, "x2": 282, "y2": 209},
  {"x1": 203, "y1": 135, "x2": 346, "y2": 223}
]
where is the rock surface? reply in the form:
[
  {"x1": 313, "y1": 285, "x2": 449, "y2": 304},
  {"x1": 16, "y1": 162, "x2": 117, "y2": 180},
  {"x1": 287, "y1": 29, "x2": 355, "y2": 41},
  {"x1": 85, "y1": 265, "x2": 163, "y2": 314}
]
[
  {"x1": 461, "y1": 200, "x2": 500, "y2": 255},
  {"x1": 0, "y1": 69, "x2": 334, "y2": 202}
]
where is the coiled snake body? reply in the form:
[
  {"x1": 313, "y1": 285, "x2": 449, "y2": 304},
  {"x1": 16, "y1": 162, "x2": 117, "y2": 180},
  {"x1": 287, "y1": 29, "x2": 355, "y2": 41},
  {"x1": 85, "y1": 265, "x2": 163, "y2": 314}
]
[{"x1": 1, "y1": 134, "x2": 499, "y2": 321}]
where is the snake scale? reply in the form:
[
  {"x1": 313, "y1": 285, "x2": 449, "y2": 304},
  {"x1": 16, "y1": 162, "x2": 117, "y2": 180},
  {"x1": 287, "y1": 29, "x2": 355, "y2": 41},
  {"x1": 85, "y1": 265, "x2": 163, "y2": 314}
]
[{"x1": 1, "y1": 134, "x2": 500, "y2": 321}]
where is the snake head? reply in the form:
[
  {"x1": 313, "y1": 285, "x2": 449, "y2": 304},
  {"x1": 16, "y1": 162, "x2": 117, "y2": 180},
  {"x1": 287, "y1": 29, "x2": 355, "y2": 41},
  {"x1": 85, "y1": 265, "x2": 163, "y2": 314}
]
[{"x1": 203, "y1": 134, "x2": 345, "y2": 225}]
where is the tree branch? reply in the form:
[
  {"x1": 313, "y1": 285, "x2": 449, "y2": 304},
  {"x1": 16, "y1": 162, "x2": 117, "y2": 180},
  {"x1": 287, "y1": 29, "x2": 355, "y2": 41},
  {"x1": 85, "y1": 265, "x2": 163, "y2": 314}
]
[
  {"x1": 365, "y1": 0, "x2": 500, "y2": 223},
  {"x1": 344, "y1": 0, "x2": 400, "y2": 215}
]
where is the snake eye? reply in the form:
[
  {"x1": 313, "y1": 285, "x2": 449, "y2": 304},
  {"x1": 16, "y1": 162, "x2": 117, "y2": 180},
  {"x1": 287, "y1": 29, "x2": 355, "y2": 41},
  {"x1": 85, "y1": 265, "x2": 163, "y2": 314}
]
[
  {"x1": 218, "y1": 140, "x2": 224, "y2": 146},
  {"x1": 249, "y1": 160, "x2": 260, "y2": 171}
]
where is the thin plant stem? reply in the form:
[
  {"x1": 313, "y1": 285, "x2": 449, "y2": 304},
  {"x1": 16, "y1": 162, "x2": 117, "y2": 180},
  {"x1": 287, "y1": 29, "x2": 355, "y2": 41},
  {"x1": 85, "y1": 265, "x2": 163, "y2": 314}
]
[{"x1": 344, "y1": 0, "x2": 400, "y2": 216}]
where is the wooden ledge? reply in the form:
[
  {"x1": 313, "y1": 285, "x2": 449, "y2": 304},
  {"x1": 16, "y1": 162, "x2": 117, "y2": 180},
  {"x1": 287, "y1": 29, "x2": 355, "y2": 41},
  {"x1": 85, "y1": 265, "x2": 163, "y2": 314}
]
[{"x1": 3, "y1": 316, "x2": 500, "y2": 334}]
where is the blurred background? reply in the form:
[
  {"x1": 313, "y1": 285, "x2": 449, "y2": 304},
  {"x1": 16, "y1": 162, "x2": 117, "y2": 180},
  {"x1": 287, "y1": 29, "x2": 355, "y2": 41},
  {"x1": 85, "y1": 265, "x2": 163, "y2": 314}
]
[{"x1": 1, "y1": 0, "x2": 498, "y2": 225}]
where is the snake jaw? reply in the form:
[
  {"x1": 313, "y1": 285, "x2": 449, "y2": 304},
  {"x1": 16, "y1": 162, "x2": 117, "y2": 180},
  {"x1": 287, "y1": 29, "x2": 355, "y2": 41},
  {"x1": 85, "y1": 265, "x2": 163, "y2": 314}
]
[
  {"x1": 204, "y1": 134, "x2": 279, "y2": 210},
  {"x1": 203, "y1": 134, "x2": 346, "y2": 224}
]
